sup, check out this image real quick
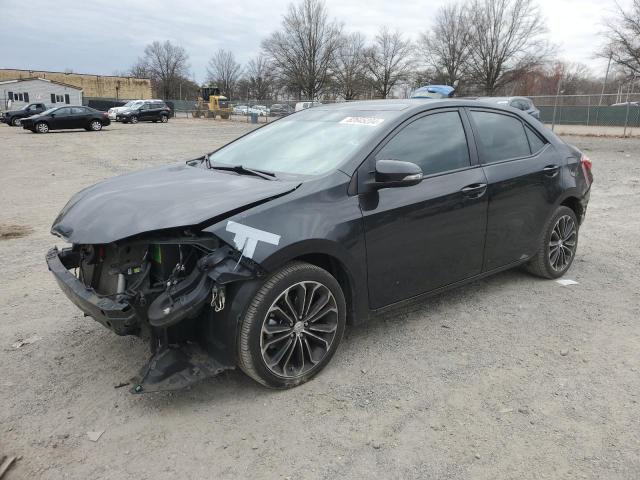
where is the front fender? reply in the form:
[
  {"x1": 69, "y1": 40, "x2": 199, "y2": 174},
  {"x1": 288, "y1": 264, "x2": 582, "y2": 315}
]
[{"x1": 202, "y1": 174, "x2": 370, "y2": 323}]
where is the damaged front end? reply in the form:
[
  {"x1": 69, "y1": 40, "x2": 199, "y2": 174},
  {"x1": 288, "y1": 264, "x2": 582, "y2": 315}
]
[{"x1": 46, "y1": 231, "x2": 263, "y2": 393}]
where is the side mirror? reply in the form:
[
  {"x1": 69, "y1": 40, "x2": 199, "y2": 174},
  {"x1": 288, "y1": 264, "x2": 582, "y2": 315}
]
[
  {"x1": 50, "y1": 113, "x2": 56, "y2": 118},
  {"x1": 374, "y1": 159, "x2": 423, "y2": 188}
]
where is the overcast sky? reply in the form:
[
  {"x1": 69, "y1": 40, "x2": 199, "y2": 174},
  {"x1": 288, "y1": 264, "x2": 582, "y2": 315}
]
[{"x1": 0, "y1": 0, "x2": 629, "y2": 83}]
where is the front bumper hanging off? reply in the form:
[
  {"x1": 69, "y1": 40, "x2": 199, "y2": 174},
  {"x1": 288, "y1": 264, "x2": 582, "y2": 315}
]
[{"x1": 46, "y1": 245, "x2": 262, "y2": 393}]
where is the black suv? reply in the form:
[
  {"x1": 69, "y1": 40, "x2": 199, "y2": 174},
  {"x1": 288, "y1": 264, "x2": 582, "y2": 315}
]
[
  {"x1": 1, "y1": 103, "x2": 47, "y2": 126},
  {"x1": 116, "y1": 100, "x2": 171, "y2": 124},
  {"x1": 47, "y1": 99, "x2": 592, "y2": 393}
]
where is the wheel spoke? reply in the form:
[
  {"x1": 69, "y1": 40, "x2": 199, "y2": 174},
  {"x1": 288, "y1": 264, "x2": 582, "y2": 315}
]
[
  {"x1": 293, "y1": 283, "x2": 307, "y2": 317},
  {"x1": 270, "y1": 305, "x2": 295, "y2": 325},
  {"x1": 263, "y1": 322, "x2": 292, "y2": 335},
  {"x1": 267, "y1": 337, "x2": 294, "y2": 367},
  {"x1": 302, "y1": 337, "x2": 319, "y2": 365},
  {"x1": 262, "y1": 331, "x2": 291, "y2": 350},
  {"x1": 304, "y1": 330, "x2": 330, "y2": 348},
  {"x1": 282, "y1": 290, "x2": 298, "y2": 321},
  {"x1": 306, "y1": 322, "x2": 337, "y2": 333}
]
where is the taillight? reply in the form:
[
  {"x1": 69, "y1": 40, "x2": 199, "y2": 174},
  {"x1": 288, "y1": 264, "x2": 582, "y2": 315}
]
[{"x1": 581, "y1": 154, "x2": 593, "y2": 186}]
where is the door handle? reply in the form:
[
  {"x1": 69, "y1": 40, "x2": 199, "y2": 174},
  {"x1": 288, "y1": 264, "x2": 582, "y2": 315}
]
[
  {"x1": 542, "y1": 165, "x2": 560, "y2": 176},
  {"x1": 461, "y1": 183, "x2": 487, "y2": 198}
]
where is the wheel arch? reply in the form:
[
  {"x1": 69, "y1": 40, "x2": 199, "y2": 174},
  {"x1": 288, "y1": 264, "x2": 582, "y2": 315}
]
[
  {"x1": 559, "y1": 195, "x2": 584, "y2": 221},
  {"x1": 259, "y1": 240, "x2": 369, "y2": 325}
]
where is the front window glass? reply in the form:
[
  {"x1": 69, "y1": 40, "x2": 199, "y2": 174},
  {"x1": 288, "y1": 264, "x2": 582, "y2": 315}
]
[
  {"x1": 208, "y1": 109, "x2": 399, "y2": 176},
  {"x1": 376, "y1": 111, "x2": 470, "y2": 176}
]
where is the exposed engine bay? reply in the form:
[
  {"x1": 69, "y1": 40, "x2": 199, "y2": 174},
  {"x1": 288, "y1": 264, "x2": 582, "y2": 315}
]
[{"x1": 46, "y1": 230, "x2": 263, "y2": 393}]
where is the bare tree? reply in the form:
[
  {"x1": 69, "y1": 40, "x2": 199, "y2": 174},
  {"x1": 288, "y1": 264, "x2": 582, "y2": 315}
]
[
  {"x1": 262, "y1": 0, "x2": 342, "y2": 100},
  {"x1": 601, "y1": 0, "x2": 640, "y2": 76},
  {"x1": 418, "y1": 3, "x2": 471, "y2": 86},
  {"x1": 244, "y1": 55, "x2": 274, "y2": 99},
  {"x1": 206, "y1": 49, "x2": 242, "y2": 97},
  {"x1": 465, "y1": 0, "x2": 549, "y2": 95},
  {"x1": 133, "y1": 40, "x2": 190, "y2": 99},
  {"x1": 333, "y1": 32, "x2": 368, "y2": 100},
  {"x1": 363, "y1": 27, "x2": 414, "y2": 99}
]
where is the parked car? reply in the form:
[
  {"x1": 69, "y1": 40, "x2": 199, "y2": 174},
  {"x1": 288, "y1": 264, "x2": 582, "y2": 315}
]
[
  {"x1": 295, "y1": 101, "x2": 322, "y2": 112},
  {"x1": 251, "y1": 105, "x2": 270, "y2": 116},
  {"x1": 107, "y1": 100, "x2": 146, "y2": 121},
  {"x1": 1, "y1": 103, "x2": 47, "y2": 126},
  {"x1": 270, "y1": 103, "x2": 294, "y2": 116},
  {"x1": 47, "y1": 99, "x2": 592, "y2": 393},
  {"x1": 233, "y1": 105, "x2": 249, "y2": 115},
  {"x1": 411, "y1": 85, "x2": 457, "y2": 99},
  {"x1": 21, "y1": 106, "x2": 110, "y2": 133},
  {"x1": 478, "y1": 96, "x2": 540, "y2": 119},
  {"x1": 116, "y1": 100, "x2": 171, "y2": 124},
  {"x1": 611, "y1": 101, "x2": 640, "y2": 107}
]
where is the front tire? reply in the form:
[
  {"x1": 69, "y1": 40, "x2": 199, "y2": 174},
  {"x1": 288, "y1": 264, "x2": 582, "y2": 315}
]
[
  {"x1": 526, "y1": 206, "x2": 579, "y2": 279},
  {"x1": 11, "y1": 117, "x2": 21, "y2": 127},
  {"x1": 35, "y1": 122, "x2": 49, "y2": 134},
  {"x1": 238, "y1": 262, "x2": 346, "y2": 389},
  {"x1": 130, "y1": 116, "x2": 138, "y2": 124}
]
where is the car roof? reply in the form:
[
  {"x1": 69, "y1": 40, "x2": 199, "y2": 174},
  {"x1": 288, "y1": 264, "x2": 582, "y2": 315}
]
[{"x1": 312, "y1": 98, "x2": 527, "y2": 114}]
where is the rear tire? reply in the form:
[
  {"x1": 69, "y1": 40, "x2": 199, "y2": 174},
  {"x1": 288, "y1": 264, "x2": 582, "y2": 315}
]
[
  {"x1": 89, "y1": 120, "x2": 102, "y2": 131},
  {"x1": 160, "y1": 114, "x2": 168, "y2": 123},
  {"x1": 238, "y1": 262, "x2": 346, "y2": 389},
  {"x1": 525, "y1": 206, "x2": 578, "y2": 279}
]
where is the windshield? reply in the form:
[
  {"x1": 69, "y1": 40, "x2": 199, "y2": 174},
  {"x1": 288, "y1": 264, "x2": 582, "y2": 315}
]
[
  {"x1": 123, "y1": 101, "x2": 139, "y2": 108},
  {"x1": 207, "y1": 109, "x2": 397, "y2": 176},
  {"x1": 40, "y1": 108, "x2": 58, "y2": 115}
]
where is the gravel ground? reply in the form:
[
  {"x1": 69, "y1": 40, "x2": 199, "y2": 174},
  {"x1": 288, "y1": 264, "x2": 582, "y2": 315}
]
[{"x1": 1, "y1": 119, "x2": 639, "y2": 480}]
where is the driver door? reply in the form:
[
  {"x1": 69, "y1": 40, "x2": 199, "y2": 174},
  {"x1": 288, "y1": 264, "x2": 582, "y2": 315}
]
[
  {"x1": 51, "y1": 107, "x2": 74, "y2": 129},
  {"x1": 359, "y1": 109, "x2": 488, "y2": 309}
]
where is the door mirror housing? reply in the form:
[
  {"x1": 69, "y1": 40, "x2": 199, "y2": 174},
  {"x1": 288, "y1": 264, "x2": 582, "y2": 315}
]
[{"x1": 374, "y1": 160, "x2": 423, "y2": 188}]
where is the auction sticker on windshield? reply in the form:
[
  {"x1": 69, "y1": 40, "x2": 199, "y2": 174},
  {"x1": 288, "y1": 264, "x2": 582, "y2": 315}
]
[{"x1": 339, "y1": 116, "x2": 385, "y2": 126}]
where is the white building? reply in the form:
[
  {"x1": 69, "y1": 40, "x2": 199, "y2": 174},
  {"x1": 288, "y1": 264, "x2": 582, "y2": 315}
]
[{"x1": 0, "y1": 77, "x2": 83, "y2": 110}]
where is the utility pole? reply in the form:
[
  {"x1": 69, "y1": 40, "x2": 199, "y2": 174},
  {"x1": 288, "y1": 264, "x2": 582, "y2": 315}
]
[{"x1": 596, "y1": 53, "x2": 612, "y2": 124}]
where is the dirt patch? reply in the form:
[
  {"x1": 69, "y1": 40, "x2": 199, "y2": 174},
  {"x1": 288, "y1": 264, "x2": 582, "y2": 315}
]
[
  {"x1": 1, "y1": 121, "x2": 639, "y2": 480},
  {"x1": 0, "y1": 224, "x2": 32, "y2": 240}
]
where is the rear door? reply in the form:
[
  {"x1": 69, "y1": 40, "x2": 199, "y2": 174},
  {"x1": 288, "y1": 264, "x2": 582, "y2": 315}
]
[
  {"x1": 70, "y1": 107, "x2": 90, "y2": 128},
  {"x1": 360, "y1": 108, "x2": 488, "y2": 309},
  {"x1": 467, "y1": 108, "x2": 563, "y2": 270}
]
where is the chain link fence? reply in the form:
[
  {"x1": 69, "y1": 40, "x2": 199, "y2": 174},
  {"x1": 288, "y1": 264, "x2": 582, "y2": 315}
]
[
  {"x1": 83, "y1": 94, "x2": 640, "y2": 136},
  {"x1": 530, "y1": 93, "x2": 640, "y2": 137}
]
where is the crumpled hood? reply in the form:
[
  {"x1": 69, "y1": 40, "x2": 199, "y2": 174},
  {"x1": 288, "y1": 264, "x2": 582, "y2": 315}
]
[{"x1": 52, "y1": 163, "x2": 299, "y2": 244}]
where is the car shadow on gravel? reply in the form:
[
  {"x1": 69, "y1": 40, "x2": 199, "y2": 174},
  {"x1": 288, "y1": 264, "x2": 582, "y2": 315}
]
[{"x1": 124, "y1": 267, "x2": 539, "y2": 410}]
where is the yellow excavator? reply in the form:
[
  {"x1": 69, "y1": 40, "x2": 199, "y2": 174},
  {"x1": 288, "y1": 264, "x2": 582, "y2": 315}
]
[{"x1": 193, "y1": 87, "x2": 232, "y2": 119}]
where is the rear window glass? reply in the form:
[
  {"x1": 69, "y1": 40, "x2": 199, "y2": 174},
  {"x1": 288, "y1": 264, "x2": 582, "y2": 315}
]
[
  {"x1": 525, "y1": 125, "x2": 546, "y2": 153},
  {"x1": 470, "y1": 111, "x2": 530, "y2": 163}
]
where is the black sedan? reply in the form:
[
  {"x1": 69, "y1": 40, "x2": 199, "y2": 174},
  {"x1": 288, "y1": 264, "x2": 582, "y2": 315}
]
[
  {"x1": 22, "y1": 106, "x2": 110, "y2": 133},
  {"x1": 1, "y1": 102, "x2": 47, "y2": 126},
  {"x1": 46, "y1": 99, "x2": 592, "y2": 393}
]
